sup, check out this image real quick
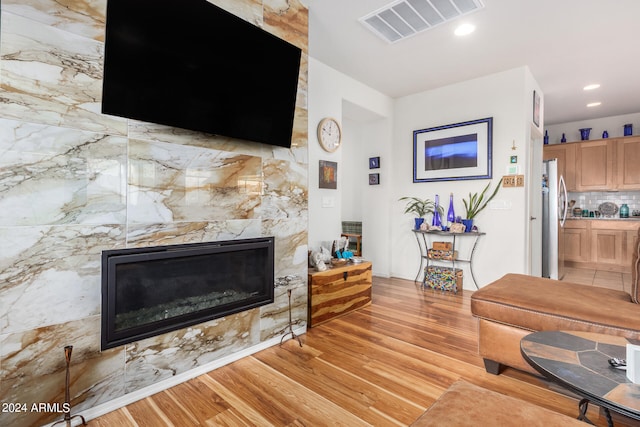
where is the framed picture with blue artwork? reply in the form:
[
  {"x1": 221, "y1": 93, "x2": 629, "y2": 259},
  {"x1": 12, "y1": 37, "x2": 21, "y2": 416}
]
[{"x1": 412, "y1": 117, "x2": 493, "y2": 182}]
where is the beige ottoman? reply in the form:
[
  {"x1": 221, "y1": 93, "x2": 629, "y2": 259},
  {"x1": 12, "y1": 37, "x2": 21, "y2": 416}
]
[{"x1": 411, "y1": 380, "x2": 584, "y2": 426}]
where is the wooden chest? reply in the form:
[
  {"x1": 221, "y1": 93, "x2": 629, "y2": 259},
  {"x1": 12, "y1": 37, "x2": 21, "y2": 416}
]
[{"x1": 308, "y1": 261, "x2": 372, "y2": 327}]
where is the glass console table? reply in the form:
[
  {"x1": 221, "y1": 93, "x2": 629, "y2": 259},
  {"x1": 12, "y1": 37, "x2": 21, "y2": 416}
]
[{"x1": 412, "y1": 229, "x2": 485, "y2": 289}]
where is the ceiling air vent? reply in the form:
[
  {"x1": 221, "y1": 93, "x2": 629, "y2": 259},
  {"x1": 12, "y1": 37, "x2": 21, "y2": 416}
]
[{"x1": 359, "y1": 0, "x2": 484, "y2": 43}]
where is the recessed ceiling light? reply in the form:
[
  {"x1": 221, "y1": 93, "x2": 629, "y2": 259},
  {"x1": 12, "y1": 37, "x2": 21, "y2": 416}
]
[
  {"x1": 583, "y1": 84, "x2": 600, "y2": 91},
  {"x1": 455, "y1": 23, "x2": 476, "y2": 36},
  {"x1": 587, "y1": 102, "x2": 601, "y2": 107}
]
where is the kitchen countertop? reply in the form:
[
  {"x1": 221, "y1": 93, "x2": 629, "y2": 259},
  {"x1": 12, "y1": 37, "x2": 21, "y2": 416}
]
[{"x1": 566, "y1": 216, "x2": 640, "y2": 221}]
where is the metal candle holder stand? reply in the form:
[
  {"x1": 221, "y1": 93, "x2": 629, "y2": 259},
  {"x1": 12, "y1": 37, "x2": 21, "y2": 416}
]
[
  {"x1": 280, "y1": 288, "x2": 302, "y2": 347},
  {"x1": 52, "y1": 346, "x2": 86, "y2": 427}
]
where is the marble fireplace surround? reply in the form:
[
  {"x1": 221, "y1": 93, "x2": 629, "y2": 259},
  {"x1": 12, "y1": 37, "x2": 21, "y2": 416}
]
[{"x1": 0, "y1": 1, "x2": 309, "y2": 426}]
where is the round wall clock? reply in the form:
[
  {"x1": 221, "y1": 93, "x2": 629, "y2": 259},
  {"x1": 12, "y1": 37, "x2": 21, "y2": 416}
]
[{"x1": 317, "y1": 117, "x2": 342, "y2": 152}]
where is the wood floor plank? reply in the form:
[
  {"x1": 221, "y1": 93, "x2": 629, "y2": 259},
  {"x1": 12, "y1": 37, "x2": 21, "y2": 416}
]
[
  {"x1": 253, "y1": 342, "x2": 422, "y2": 425},
  {"x1": 198, "y1": 374, "x2": 276, "y2": 427},
  {"x1": 163, "y1": 378, "x2": 229, "y2": 425},
  {"x1": 146, "y1": 388, "x2": 201, "y2": 426},
  {"x1": 208, "y1": 356, "x2": 370, "y2": 426},
  {"x1": 126, "y1": 397, "x2": 174, "y2": 427},
  {"x1": 89, "y1": 407, "x2": 138, "y2": 426},
  {"x1": 88, "y1": 276, "x2": 635, "y2": 427}
]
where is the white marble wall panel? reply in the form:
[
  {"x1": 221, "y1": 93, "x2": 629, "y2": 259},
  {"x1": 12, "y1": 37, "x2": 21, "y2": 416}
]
[
  {"x1": 0, "y1": 119, "x2": 127, "y2": 226},
  {"x1": 260, "y1": 219, "x2": 308, "y2": 339},
  {"x1": 258, "y1": 159, "x2": 308, "y2": 219},
  {"x1": 0, "y1": 12, "x2": 126, "y2": 135},
  {"x1": 124, "y1": 310, "x2": 259, "y2": 393},
  {"x1": 209, "y1": 0, "x2": 263, "y2": 27},
  {"x1": 127, "y1": 120, "x2": 272, "y2": 159},
  {"x1": 0, "y1": 0, "x2": 308, "y2": 423},
  {"x1": 0, "y1": 317, "x2": 124, "y2": 427},
  {"x1": 3, "y1": 0, "x2": 107, "y2": 41},
  {"x1": 0, "y1": 224, "x2": 125, "y2": 334},
  {"x1": 264, "y1": 0, "x2": 309, "y2": 52},
  {"x1": 128, "y1": 139, "x2": 263, "y2": 223},
  {"x1": 265, "y1": 218, "x2": 309, "y2": 277},
  {"x1": 261, "y1": 274, "x2": 307, "y2": 341},
  {"x1": 126, "y1": 220, "x2": 262, "y2": 248}
]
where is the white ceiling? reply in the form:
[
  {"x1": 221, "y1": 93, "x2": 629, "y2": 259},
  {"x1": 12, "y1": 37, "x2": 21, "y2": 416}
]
[{"x1": 308, "y1": 0, "x2": 640, "y2": 125}]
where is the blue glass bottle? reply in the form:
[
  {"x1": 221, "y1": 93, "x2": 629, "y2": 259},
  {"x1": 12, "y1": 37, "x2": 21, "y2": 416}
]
[
  {"x1": 543, "y1": 130, "x2": 549, "y2": 145},
  {"x1": 561, "y1": 133, "x2": 567, "y2": 143},
  {"x1": 432, "y1": 194, "x2": 442, "y2": 229},
  {"x1": 447, "y1": 193, "x2": 455, "y2": 230},
  {"x1": 620, "y1": 204, "x2": 629, "y2": 218}
]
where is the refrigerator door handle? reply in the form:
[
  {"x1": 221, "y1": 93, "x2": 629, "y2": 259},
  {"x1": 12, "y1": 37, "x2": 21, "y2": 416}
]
[{"x1": 559, "y1": 174, "x2": 568, "y2": 226}]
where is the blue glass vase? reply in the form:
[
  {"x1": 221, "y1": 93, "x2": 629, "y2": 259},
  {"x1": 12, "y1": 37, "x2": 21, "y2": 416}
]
[
  {"x1": 432, "y1": 195, "x2": 441, "y2": 229},
  {"x1": 624, "y1": 124, "x2": 633, "y2": 136},
  {"x1": 579, "y1": 128, "x2": 591, "y2": 141}
]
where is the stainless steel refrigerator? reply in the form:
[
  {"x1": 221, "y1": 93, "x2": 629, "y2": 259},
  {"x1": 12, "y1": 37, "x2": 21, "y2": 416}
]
[{"x1": 542, "y1": 159, "x2": 568, "y2": 279}]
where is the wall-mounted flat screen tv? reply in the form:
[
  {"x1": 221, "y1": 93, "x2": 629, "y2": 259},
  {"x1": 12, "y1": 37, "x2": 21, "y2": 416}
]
[{"x1": 101, "y1": 0, "x2": 302, "y2": 148}]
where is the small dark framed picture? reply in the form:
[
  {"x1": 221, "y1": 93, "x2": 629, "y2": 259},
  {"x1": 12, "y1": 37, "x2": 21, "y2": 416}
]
[
  {"x1": 369, "y1": 173, "x2": 380, "y2": 185},
  {"x1": 510, "y1": 155, "x2": 518, "y2": 164},
  {"x1": 319, "y1": 160, "x2": 337, "y2": 189},
  {"x1": 369, "y1": 156, "x2": 380, "y2": 169}
]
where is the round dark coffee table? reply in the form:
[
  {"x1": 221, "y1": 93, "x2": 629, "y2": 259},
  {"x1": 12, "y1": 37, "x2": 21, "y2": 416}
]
[{"x1": 521, "y1": 330, "x2": 640, "y2": 426}]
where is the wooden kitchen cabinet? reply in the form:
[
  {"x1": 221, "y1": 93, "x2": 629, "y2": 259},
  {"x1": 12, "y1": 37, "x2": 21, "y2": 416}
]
[
  {"x1": 590, "y1": 227, "x2": 626, "y2": 268},
  {"x1": 565, "y1": 220, "x2": 640, "y2": 272},
  {"x1": 550, "y1": 136, "x2": 640, "y2": 191},
  {"x1": 625, "y1": 229, "x2": 640, "y2": 268},
  {"x1": 543, "y1": 143, "x2": 576, "y2": 191},
  {"x1": 616, "y1": 136, "x2": 640, "y2": 190},
  {"x1": 575, "y1": 139, "x2": 615, "y2": 191},
  {"x1": 564, "y1": 221, "x2": 590, "y2": 263}
]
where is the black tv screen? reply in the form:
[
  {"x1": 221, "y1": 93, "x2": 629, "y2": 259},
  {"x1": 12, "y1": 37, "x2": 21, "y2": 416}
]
[{"x1": 101, "y1": 0, "x2": 301, "y2": 148}]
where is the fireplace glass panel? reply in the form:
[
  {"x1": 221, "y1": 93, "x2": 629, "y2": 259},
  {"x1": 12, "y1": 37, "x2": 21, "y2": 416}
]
[{"x1": 102, "y1": 238, "x2": 274, "y2": 349}]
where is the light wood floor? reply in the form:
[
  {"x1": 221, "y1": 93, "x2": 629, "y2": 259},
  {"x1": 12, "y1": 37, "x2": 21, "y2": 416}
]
[{"x1": 89, "y1": 276, "x2": 639, "y2": 426}]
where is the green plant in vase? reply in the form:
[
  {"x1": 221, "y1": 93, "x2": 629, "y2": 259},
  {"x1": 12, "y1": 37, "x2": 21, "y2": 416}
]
[
  {"x1": 461, "y1": 178, "x2": 503, "y2": 232},
  {"x1": 399, "y1": 197, "x2": 443, "y2": 230}
]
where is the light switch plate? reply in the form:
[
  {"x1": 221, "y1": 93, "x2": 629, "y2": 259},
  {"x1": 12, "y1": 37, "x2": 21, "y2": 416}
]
[
  {"x1": 322, "y1": 196, "x2": 335, "y2": 208},
  {"x1": 506, "y1": 165, "x2": 520, "y2": 175}
]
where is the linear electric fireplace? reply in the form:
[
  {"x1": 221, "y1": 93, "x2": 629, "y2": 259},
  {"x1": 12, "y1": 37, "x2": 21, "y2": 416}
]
[{"x1": 101, "y1": 237, "x2": 275, "y2": 350}]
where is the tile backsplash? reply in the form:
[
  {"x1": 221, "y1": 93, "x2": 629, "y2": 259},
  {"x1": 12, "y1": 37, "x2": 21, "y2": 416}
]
[{"x1": 568, "y1": 191, "x2": 640, "y2": 214}]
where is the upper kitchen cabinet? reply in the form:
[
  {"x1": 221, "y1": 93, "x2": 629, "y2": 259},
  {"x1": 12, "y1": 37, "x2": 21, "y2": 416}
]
[
  {"x1": 543, "y1": 143, "x2": 576, "y2": 191},
  {"x1": 575, "y1": 139, "x2": 614, "y2": 191},
  {"x1": 544, "y1": 136, "x2": 640, "y2": 191},
  {"x1": 616, "y1": 136, "x2": 640, "y2": 190}
]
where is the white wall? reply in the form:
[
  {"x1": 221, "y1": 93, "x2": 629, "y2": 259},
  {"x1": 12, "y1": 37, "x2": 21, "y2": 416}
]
[
  {"x1": 308, "y1": 58, "x2": 394, "y2": 276},
  {"x1": 309, "y1": 60, "x2": 544, "y2": 287},
  {"x1": 391, "y1": 67, "x2": 540, "y2": 289},
  {"x1": 545, "y1": 112, "x2": 640, "y2": 144},
  {"x1": 341, "y1": 117, "x2": 364, "y2": 222}
]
